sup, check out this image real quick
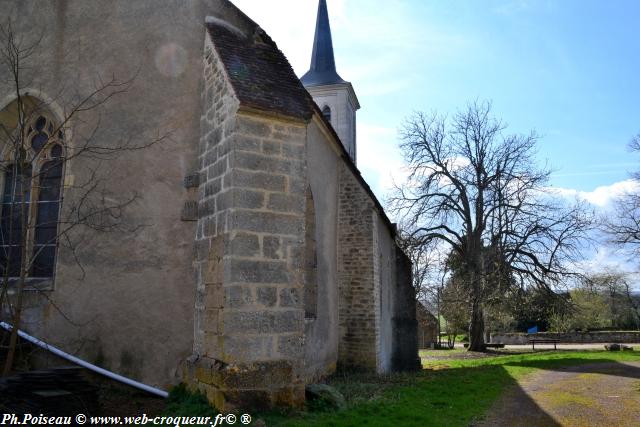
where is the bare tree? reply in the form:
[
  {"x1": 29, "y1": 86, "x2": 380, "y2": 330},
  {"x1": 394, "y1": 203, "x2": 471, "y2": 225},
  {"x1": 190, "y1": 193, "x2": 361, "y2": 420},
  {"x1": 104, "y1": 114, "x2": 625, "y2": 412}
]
[
  {"x1": 605, "y1": 133, "x2": 640, "y2": 256},
  {"x1": 0, "y1": 20, "x2": 169, "y2": 375},
  {"x1": 391, "y1": 101, "x2": 592, "y2": 351},
  {"x1": 397, "y1": 232, "x2": 440, "y2": 302}
]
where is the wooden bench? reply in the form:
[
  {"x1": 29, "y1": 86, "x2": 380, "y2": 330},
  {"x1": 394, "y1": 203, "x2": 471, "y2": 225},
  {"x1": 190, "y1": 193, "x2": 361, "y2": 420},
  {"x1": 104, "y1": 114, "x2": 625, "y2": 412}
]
[
  {"x1": 528, "y1": 338, "x2": 559, "y2": 350},
  {"x1": 485, "y1": 343, "x2": 505, "y2": 349},
  {"x1": 463, "y1": 343, "x2": 505, "y2": 349}
]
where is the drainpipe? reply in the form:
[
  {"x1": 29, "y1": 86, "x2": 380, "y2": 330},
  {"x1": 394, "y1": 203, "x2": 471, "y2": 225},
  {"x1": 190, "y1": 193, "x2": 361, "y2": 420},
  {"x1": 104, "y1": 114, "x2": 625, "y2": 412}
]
[{"x1": 0, "y1": 322, "x2": 168, "y2": 398}]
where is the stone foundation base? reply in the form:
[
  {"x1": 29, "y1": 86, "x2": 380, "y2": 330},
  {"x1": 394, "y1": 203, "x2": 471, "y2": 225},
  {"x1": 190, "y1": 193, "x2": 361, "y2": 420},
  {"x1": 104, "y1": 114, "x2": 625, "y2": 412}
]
[{"x1": 185, "y1": 355, "x2": 305, "y2": 411}]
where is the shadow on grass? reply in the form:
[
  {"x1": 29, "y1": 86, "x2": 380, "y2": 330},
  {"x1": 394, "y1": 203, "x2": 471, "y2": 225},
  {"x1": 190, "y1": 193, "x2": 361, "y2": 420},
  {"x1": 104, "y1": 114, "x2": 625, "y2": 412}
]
[
  {"x1": 474, "y1": 358, "x2": 640, "y2": 426},
  {"x1": 469, "y1": 368, "x2": 561, "y2": 427},
  {"x1": 264, "y1": 353, "x2": 640, "y2": 427},
  {"x1": 263, "y1": 366, "x2": 560, "y2": 426}
]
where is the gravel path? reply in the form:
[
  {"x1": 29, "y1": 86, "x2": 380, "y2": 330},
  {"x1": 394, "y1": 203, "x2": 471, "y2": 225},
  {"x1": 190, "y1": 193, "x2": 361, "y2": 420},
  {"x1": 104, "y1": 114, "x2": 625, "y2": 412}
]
[{"x1": 475, "y1": 361, "x2": 640, "y2": 427}]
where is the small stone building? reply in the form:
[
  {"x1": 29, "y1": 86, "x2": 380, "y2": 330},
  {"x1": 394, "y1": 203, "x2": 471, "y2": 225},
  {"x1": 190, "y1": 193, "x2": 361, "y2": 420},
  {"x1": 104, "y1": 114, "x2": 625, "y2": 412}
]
[
  {"x1": 0, "y1": 0, "x2": 419, "y2": 410},
  {"x1": 416, "y1": 303, "x2": 438, "y2": 349}
]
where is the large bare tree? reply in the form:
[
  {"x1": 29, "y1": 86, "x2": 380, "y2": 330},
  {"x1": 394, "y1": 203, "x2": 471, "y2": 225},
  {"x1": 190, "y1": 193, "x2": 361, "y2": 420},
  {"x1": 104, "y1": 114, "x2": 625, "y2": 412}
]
[
  {"x1": 0, "y1": 20, "x2": 168, "y2": 375},
  {"x1": 391, "y1": 101, "x2": 592, "y2": 351}
]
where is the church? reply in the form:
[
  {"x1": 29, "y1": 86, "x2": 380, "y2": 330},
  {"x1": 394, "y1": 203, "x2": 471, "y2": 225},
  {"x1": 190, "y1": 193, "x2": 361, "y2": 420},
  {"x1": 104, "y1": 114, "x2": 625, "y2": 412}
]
[{"x1": 0, "y1": 0, "x2": 419, "y2": 410}]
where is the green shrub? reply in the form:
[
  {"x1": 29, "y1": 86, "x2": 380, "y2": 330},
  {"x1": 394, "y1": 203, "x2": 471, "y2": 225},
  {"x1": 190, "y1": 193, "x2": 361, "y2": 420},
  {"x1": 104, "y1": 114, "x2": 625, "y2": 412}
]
[{"x1": 162, "y1": 384, "x2": 218, "y2": 417}]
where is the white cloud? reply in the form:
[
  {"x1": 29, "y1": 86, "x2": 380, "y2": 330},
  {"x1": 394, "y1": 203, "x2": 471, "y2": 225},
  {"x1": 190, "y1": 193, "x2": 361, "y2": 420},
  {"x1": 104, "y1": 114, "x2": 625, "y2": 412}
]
[
  {"x1": 573, "y1": 244, "x2": 640, "y2": 290},
  {"x1": 553, "y1": 180, "x2": 640, "y2": 290},
  {"x1": 552, "y1": 179, "x2": 639, "y2": 208}
]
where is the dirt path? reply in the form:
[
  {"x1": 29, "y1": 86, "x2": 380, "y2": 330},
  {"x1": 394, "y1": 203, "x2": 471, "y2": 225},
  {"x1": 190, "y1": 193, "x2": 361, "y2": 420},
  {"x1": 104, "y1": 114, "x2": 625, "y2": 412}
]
[{"x1": 476, "y1": 361, "x2": 640, "y2": 427}]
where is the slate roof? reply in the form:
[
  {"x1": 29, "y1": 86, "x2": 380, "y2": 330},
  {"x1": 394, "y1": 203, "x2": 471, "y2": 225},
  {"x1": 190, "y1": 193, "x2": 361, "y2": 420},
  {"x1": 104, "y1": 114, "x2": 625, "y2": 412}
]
[
  {"x1": 300, "y1": 0, "x2": 346, "y2": 87},
  {"x1": 206, "y1": 19, "x2": 315, "y2": 121}
]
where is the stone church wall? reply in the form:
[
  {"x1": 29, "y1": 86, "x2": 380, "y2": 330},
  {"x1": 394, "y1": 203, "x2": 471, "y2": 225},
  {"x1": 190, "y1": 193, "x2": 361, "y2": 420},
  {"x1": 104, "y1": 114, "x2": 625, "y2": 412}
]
[
  {"x1": 336, "y1": 162, "x2": 378, "y2": 371},
  {"x1": 334, "y1": 158, "x2": 419, "y2": 373},
  {"x1": 0, "y1": 0, "x2": 220, "y2": 388},
  {"x1": 0, "y1": 0, "x2": 419, "y2": 410}
]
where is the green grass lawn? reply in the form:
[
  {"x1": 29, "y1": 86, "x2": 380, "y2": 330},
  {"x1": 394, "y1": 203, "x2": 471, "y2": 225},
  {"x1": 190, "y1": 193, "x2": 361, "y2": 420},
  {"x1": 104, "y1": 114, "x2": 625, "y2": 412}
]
[{"x1": 260, "y1": 350, "x2": 640, "y2": 427}]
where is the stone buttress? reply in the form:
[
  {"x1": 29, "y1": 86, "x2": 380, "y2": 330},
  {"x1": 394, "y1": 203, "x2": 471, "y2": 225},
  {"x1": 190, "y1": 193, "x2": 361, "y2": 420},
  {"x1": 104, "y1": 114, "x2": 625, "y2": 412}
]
[{"x1": 187, "y1": 32, "x2": 309, "y2": 411}]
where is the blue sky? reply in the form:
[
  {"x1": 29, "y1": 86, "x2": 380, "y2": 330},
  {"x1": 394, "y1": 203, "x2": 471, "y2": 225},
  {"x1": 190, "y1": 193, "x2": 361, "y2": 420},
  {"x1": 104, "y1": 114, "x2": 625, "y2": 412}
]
[
  {"x1": 233, "y1": 0, "x2": 640, "y2": 283},
  {"x1": 234, "y1": 0, "x2": 640, "y2": 193}
]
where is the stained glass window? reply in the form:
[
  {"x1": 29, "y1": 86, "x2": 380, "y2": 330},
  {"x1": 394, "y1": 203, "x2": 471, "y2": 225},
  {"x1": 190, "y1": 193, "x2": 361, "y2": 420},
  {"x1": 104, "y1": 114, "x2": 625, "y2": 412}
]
[{"x1": 0, "y1": 115, "x2": 63, "y2": 279}]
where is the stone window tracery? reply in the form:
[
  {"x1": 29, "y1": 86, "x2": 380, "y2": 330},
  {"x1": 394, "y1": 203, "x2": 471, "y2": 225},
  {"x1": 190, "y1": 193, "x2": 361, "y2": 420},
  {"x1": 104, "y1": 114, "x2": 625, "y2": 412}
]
[{"x1": 0, "y1": 114, "x2": 64, "y2": 280}]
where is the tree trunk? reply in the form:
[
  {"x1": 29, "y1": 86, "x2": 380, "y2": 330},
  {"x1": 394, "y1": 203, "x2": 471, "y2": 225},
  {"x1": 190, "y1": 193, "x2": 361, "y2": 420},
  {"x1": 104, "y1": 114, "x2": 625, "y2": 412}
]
[{"x1": 468, "y1": 299, "x2": 485, "y2": 351}]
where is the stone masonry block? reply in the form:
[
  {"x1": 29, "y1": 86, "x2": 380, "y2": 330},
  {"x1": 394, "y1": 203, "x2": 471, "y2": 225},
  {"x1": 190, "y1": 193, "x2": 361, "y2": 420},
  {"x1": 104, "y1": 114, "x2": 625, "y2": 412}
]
[
  {"x1": 279, "y1": 288, "x2": 300, "y2": 308},
  {"x1": 285, "y1": 241, "x2": 305, "y2": 270},
  {"x1": 234, "y1": 151, "x2": 302, "y2": 175},
  {"x1": 220, "y1": 360, "x2": 294, "y2": 390},
  {"x1": 233, "y1": 210, "x2": 303, "y2": 236},
  {"x1": 203, "y1": 217, "x2": 216, "y2": 236},
  {"x1": 221, "y1": 389, "x2": 272, "y2": 412},
  {"x1": 195, "y1": 239, "x2": 210, "y2": 262},
  {"x1": 281, "y1": 143, "x2": 305, "y2": 160},
  {"x1": 205, "y1": 178, "x2": 222, "y2": 198},
  {"x1": 205, "y1": 127, "x2": 222, "y2": 150},
  {"x1": 288, "y1": 177, "x2": 306, "y2": 194},
  {"x1": 204, "y1": 263, "x2": 223, "y2": 287},
  {"x1": 204, "y1": 284, "x2": 224, "y2": 308},
  {"x1": 203, "y1": 309, "x2": 220, "y2": 334},
  {"x1": 237, "y1": 117, "x2": 272, "y2": 137},
  {"x1": 225, "y1": 286, "x2": 254, "y2": 308},
  {"x1": 235, "y1": 135, "x2": 261, "y2": 152},
  {"x1": 229, "y1": 259, "x2": 289, "y2": 284},
  {"x1": 223, "y1": 310, "x2": 303, "y2": 335},
  {"x1": 262, "y1": 140, "x2": 281, "y2": 156},
  {"x1": 234, "y1": 188, "x2": 265, "y2": 210},
  {"x1": 203, "y1": 331, "x2": 223, "y2": 358},
  {"x1": 207, "y1": 157, "x2": 228, "y2": 180},
  {"x1": 263, "y1": 236, "x2": 281, "y2": 259},
  {"x1": 277, "y1": 334, "x2": 303, "y2": 359},
  {"x1": 198, "y1": 198, "x2": 216, "y2": 218},
  {"x1": 222, "y1": 335, "x2": 273, "y2": 362},
  {"x1": 231, "y1": 169, "x2": 286, "y2": 192},
  {"x1": 216, "y1": 211, "x2": 228, "y2": 235},
  {"x1": 256, "y1": 286, "x2": 277, "y2": 307},
  {"x1": 223, "y1": 117, "x2": 237, "y2": 138},
  {"x1": 274, "y1": 123, "x2": 306, "y2": 138},
  {"x1": 216, "y1": 189, "x2": 264, "y2": 211},
  {"x1": 204, "y1": 147, "x2": 217, "y2": 166},
  {"x1": 217, "y1": 138, "x2": 232, "y2": 158},
  {"x1": 229, "y1": 232, "x2": 260, "y2": 257},
  {"x1": 267, "y1": 193, "x2": 304, "y2": 214}
]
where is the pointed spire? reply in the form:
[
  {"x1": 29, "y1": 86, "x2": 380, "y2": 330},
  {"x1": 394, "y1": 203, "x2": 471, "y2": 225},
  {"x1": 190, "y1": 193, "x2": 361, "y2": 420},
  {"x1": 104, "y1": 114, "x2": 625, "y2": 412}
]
[{"x1": 301, "y1": 0, "x2": 345, "y2": 87}]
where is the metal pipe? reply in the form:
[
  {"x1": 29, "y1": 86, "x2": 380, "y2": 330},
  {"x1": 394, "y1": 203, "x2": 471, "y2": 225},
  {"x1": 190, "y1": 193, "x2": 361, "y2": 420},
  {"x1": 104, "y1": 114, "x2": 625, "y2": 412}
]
[{"x1": 0, "y1": 321, "x2": 168, "y2": 398}]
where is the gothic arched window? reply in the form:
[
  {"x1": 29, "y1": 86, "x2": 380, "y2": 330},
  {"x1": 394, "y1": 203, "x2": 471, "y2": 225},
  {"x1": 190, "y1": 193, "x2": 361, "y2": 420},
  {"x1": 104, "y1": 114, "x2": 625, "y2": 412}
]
[
  {"x1": 0, "y1": 114, "x2": 64, "y2": 280},
  {"x1": 322, "y1": 105, "x2": 331, "y2": 124}
]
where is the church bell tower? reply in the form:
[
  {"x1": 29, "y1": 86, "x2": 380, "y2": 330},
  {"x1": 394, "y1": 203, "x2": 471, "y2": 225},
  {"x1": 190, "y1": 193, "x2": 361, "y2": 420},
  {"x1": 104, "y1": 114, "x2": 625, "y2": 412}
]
[{"x1": 301, "y1": 0, "x2": 360, "y2": 163}]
